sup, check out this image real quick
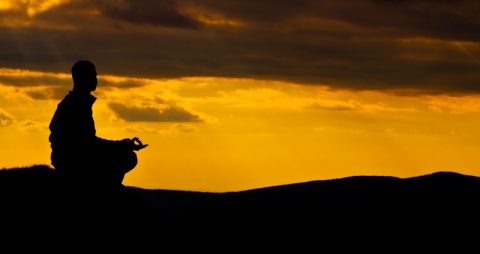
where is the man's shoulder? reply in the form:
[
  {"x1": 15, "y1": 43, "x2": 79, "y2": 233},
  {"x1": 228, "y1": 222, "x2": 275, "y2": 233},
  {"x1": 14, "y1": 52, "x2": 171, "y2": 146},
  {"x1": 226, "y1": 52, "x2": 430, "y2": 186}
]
[
  {"x1": 56, "y1": 94, "x2": 72, "y2": 107},
  {"x1": 58, "y1": 91, "x2": 96, "y2": 105}
]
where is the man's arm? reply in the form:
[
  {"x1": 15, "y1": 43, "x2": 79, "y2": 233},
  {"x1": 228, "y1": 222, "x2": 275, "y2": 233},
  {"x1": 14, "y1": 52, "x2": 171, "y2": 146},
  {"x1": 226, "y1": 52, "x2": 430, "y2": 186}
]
[
  {"x1": 93, "y1": 135, "x2": 148, "y2": 152},
  {"x1": 120, "y1": 137, "x2": 148, "y2": 151}
]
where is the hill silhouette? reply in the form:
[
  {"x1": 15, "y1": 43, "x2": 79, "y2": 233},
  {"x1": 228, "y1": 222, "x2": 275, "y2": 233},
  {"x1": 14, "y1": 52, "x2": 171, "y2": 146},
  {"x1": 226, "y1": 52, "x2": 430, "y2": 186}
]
[
  {"x1": 130, "y1": 170, "x2": 480, "y2": 238},
  {"x1": 0, "y1": 164, "x2": 157, "y2": 236},
  {"x1": 1, "y1": 164, "x2": 479, "y2": 246}
]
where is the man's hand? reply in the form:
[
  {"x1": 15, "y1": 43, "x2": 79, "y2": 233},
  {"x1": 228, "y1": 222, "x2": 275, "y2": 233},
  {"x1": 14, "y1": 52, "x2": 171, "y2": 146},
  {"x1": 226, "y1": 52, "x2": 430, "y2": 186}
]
[
  {"x1": 122, "y1": 137, "x2": 148, "y2": 151},
  {"x1": 131, "y1": 137, "x2": 148, "y2": 151}
]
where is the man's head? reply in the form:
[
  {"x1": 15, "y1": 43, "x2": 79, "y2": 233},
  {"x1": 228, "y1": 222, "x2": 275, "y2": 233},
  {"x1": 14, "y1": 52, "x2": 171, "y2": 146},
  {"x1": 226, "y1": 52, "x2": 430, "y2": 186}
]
[{"x1": 71, "y1": 60, "x2": 97, "y2": 92}]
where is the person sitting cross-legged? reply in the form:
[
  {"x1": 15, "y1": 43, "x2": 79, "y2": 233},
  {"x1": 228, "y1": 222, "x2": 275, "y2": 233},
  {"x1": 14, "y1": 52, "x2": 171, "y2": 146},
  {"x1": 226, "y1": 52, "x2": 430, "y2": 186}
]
[{"x1": 48, "y1": 60, "x2": 148, "y2": 190}]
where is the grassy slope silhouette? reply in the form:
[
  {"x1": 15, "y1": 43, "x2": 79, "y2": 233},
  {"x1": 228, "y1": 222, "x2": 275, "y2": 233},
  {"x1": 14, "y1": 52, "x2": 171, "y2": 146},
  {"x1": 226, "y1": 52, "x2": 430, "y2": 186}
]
[{"x1": 2, "y1": 163, "x2": 480, "y2": 242}]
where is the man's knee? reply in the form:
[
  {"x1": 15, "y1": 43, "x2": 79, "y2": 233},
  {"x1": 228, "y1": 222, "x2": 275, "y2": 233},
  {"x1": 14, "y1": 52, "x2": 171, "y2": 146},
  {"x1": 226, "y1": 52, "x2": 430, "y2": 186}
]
[{"x1": 121, "y1": 150, "x2": 137, "y2": 173}]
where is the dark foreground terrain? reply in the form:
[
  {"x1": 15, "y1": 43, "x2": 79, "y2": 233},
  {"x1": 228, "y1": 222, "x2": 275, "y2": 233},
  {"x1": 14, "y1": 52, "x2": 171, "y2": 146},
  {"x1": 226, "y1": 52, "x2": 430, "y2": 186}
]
[{"x1": 1, "y1": 164, "x2": 479, "y2": 248}]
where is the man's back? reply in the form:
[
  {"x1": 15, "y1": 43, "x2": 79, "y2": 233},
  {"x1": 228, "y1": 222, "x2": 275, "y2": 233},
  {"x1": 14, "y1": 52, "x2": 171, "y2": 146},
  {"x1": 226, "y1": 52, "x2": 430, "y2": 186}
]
[
  {"x1": 49, "y1": 90, "x2": 97, "y2": 152},
  {"x1": 49, "y1": 91, "x2": 139, "y2": 187}
]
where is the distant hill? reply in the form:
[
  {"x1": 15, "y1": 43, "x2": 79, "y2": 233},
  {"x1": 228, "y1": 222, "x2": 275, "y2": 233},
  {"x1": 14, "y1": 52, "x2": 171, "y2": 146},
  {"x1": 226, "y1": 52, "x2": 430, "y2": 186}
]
[
  {"x1": 128, "y1": 170, "x2": 480, "y2": 243},
  {"x1": 2, "y1": 164, "x2": 480, "y2": 243},
  {"x1": 130, "y1": 170, "x2": 480, "y2": 212}
]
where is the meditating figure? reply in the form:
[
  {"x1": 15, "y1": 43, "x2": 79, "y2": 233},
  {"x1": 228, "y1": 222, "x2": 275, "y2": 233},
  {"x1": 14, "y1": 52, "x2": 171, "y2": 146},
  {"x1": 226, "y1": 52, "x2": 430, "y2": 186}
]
[{"x1": 49, "y1": 60, "x2": 147, "y2": 188}]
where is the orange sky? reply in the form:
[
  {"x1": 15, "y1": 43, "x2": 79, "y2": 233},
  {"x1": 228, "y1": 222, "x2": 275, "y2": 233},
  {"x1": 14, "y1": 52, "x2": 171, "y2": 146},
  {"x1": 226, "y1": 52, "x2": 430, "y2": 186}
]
[{"x1": 1, "y1": 0, "x2": 480, "y2": 192}]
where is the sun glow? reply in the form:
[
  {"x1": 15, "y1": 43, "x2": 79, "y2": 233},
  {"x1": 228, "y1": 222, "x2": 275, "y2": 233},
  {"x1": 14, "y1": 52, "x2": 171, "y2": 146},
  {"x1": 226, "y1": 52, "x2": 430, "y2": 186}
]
[
  {"x1": 2, "y1": 67, "x2": 480, "y2": 191},
  {"x1": 0, "y1": 0, "x2": 69, "y2": 16}
]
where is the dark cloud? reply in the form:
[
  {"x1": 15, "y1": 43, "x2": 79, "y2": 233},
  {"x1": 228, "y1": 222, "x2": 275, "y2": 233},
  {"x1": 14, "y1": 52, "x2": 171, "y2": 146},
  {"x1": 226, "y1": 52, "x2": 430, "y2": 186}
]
[
  {"x1": 184, "y1": 0, "x2": 311, "y2": 24},
  {"x1": 24, "y1": 87, "x2": 70, "y2": 100},
  {"x1": 373, "y1": 0, "x2": 462, "y2": 4},
  {"x1": 0, "y1": 71, "x2": 143, "y2": 92},
  {"x1": 0, "y1": 75, "x2": 70, "y2": 87},
  {"x1": 19, "y1": 0, "x2": 199, "y2": 29},
  {"x1": 0, "y1": 109, "x2": 15, "y2": 126},
  {"x1": 368, "y1": 0, "x2": 480, "y2": 42},
  {"x1": 97, "y1": 78, "x2": 146, "y2": 88},
  {"x1": 305, "y1": 100, "x2": 362, "y2": 111},
  {"x1": 95, "y1": 0, "x2": 200, "y2": 29},
  {"x1": 108, "y1": 102, "x2": 203, "y2": 122},
  {"x1": 0, "y1": 0, "x2": 480, "y2": 95},
  {"x1": 25, "y1": 89, "x2": 58, "y2": 100}
]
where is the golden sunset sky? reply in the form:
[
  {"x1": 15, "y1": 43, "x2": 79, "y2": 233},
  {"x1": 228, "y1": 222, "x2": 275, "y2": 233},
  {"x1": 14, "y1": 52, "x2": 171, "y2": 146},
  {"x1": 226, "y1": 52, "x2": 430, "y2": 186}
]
[{"x1": 1, "y1": 0, "x2": 480, "y2": 192}]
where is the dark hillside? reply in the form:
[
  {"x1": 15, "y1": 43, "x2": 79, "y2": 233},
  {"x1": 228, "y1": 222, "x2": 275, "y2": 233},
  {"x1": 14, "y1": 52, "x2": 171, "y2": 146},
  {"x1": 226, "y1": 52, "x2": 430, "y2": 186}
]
[
  {"x1": 2, "y1": 165, "x2": 480, "y2": 244},
  {"x1": 129, "y1": 171, "x2": 480, "y2": 242},
  {"x1": 133, "y1": 171, "x2": 480, "y2": 216},
  {"x1": 0, "y1": 164, "x2": 157, "y2": 233}
]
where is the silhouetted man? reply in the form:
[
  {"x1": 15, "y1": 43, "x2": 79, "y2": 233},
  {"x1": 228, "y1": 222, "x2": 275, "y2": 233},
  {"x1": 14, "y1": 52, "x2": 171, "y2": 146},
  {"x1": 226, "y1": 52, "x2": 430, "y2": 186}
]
[{"x1": 49, "y1": 60, "x2": 147, "y2": 189}]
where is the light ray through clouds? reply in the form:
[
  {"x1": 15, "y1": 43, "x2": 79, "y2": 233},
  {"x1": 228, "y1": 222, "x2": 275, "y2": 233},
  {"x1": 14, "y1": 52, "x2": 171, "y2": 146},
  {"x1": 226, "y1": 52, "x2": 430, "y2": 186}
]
[{"x1": 454, "y1": 41, "x2": 480, "y2": 66}]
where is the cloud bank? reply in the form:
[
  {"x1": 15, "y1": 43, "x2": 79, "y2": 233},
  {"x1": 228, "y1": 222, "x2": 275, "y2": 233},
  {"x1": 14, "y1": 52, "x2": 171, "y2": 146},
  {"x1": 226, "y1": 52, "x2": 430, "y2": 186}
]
[
  {"x1": 0, "y1": 0, "x2": 479, "y2": 95},
  {"x1": 108, "y1": 102, "x2": 203, "y2": 122}
]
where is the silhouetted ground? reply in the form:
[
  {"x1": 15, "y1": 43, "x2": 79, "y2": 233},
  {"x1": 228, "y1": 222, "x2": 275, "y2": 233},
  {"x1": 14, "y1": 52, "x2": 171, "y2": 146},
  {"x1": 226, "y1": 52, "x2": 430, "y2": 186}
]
[
  {"x1": 129, "y1": 170, "x2": 480, "y2": 245},
  {"x1": 1, "y1": 164, "x2": 480, "y2": 248},
  {"x1": 0, "y1": 165, "x2": 157, "y2": 236}
]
